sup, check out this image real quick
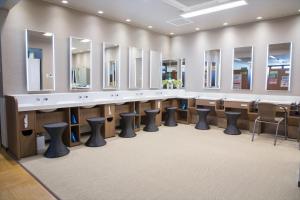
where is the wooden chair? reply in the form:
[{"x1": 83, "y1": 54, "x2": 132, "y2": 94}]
[{"x1": 251, "y1": 103, "x2": 287, "y2": 146}]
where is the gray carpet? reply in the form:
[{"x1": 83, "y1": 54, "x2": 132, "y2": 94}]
[{"x1": 21, "y1": 125, "x2": 300, "y2": 200}]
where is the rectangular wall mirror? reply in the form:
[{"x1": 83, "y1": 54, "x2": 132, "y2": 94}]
[
  {"x1": 150, "y1": 50, "x2": 162, "y2": 89},
  {"x1": 69, "y1": 37, "x2": 92, "y2": 89},
  {"x1": 162, "y1": 58, "x2": 185, "y2": 89},
  {"x1": 266, "y1": 42, "x2": 292, "y2": 91},
  {"x1": 232, "y1": 46, "x2": 253, "y2": 90},
  {"x1": 25, "y1": 29, "x2": 55, "y2": 92},
  {"x1": 103, "y1": 43, "x2": 120, "y2": 90},
  {"x1": 204, "y1": 49, "x2": 221, "y2": 89},
  {"x1": 128, "y1": 47, "x2": 143, "y2": 89}
]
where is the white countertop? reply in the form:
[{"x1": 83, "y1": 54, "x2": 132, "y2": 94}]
[{"x1": 9, "y1": 90, "x2": 300, "y2": 112}]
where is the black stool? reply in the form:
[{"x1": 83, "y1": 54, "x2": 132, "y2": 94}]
[
  {"x1": 119, "y1": 112, "x2": 137, "y2": 138},
  {"x1": 224, "y1": 111, "x2": 241, "y2": 135},
  {"x1": 164, "y1": 107, "x2": 177, "y2": 127},
  {"x1": 86, "y1": 117, "x2": 107, "y2": 147},
  {"x1": 143, "y1": 109, "x2": 160, "y2": 132},
  {"x1": 44, "y1": 122, "x2": 69, "y2": 158},
  {"x1": 195, "y1": 108, "x2": 210, "y2": 130}
]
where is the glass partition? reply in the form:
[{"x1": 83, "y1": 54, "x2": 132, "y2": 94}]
[
  {"x1": 69, "y1": 37, "x2": 92, "y2": 89},
  {"x1": 25, "y1": 29, "x2": 55, "y2": 92},
  {"x1": 232, "y1": 46, "x2": 253, "y2": 90},
  {"x1": 266, "y1": 42, "x2": 292, "y2": 91},
  {"x1": 204, "y1": 49, "x2": 221, "y2": 89},
  {"x1": 103, "y1": 43, "x2": 120, "y2": 90},
  {"x1": 128, "y1": 47, "x2": 143, "y2": 89}
]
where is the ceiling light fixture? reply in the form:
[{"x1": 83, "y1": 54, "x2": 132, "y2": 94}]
[
  {"x1": 43, "y1": 32, "x2": 53, "y2": 37},
  {"x1": 98, "y1": 10, "x2": 104, "y2": 14},
  {"x1": 61, "y1": 0, "x2": 68, "y2": 4},
  {"x1": 148, "y1": 25, "x2": 153, "y2": 29},
  {"x1": 170, "y1": 32, "x2": 174, "y2": 35},
  {"x1": 126, "y1": 19, "x2": 131, "y2": 22},
  {"x1": 256, "y1": 16, "x2": 263, "y2": 20},
  {"x1": 181, "y1": 0, "x2": 247, "y2": 18},
  {"x1": 195, "y1": 27, "x2": 200, "y2": 31},
  {"x1": 223, "y1": 22, "x2": 228, "y2": 26},
  {"x1": 80, "y1": 39, "x2": 90, "y2": 43}
]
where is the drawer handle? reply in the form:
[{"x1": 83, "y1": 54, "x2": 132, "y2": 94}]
[
  {"x1": 241, "y1": 104, "x2": 248, "y2": 107},
  {"x1": 209, "y1": 102, "x2": 216, "y2": 105}
]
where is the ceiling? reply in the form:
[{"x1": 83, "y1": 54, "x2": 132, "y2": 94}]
[{"x1": 43, "y1": 0, "x2": 300, "y2": 36}]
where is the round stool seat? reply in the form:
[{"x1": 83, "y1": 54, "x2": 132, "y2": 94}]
[
  {"x1": 164, "y1": 107, "x2": 177, "y2": 127},
  {"x1": 85, "y1": 117, "x2": 106, "y2": 147},
  {"x1": 143, "y1": 109, "x2": 160, "y2": 132},
  {"x1": 224, "y1": 111, "x2": 241, "y2": 135},
  {"x1": 44, "y1": 122, "x2": 69, "y2": 158},
  {"x1": 119, "y1": 112, "x2": 137, "y2": 138},
  {"x1": 195, "y1": 108, "x2": 210, "y2": 130}
]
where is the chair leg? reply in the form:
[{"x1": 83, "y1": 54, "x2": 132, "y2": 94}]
[
  {"x1": 274, "y1": 122, "x2": 281, "y2": 146},
  {"x1": 252, "y1": 119, "x2": 257, "y2": 142},
  {"x1": 284, "y1": 118, "x2": 288, "y2": 140}
]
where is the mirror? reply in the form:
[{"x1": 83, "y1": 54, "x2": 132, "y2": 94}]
[
  {"x1": 232, "y1": 46, "x2": 253, "y2": 90},
  {"x1": 266, "y1": 42, "x2": 292, "y2": 91},
  {"x1": 149, "y1": 50, "x2": 162, "y2": 89},
  {"x1": 128, "y1": 47, "x2": 143, "y2": 89},
  {"x1": 25, "y1": 29, "x2": 55, "y2": 92},
  {"x1": 204, "y1": 49, "x2": 221, "y2": 89},
  {"x1": 103, "y1": 43, "x2": 120, "y2": 90},
  {"x1": 69, "y1": 37, "x2": 92, "y2": 89},
  {"x1": 162, "y1": 58, "x2": 185, "y2": 89}
]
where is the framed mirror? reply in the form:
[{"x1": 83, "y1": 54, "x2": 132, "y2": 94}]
[
  {"x1": 128, "y1": 47, "x2": 143, "y2": 89},
  {"x1": 149, "y1": 50, "x2": 162, "y2": 89},
  {"x1": 266, "y1": 42, "x2": 292, "y2": 91},
  {"x1": 103, "y1": 43, "x2": 120, "y2": 90},
  {"x1": 161, "y1": 58, "x2": 185, "y2": 89},
  {"x1": 204, "y1": 49, "x2": 221, "y2": 89},
  {"x1": 69, "y1": 37, "x2": 92, "y2": 90},
  {"x1": 232, "y1": 46, "x2": 253, "y2": 90},
  {"x1": 25, "y1": 29, "x2": 55, "y2": 92}
]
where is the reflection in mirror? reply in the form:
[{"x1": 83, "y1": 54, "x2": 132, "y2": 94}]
[
  {"x1": 103, "y1": 43, "x2": 120, "y2": 90},
  {"x1": 232, "y1": 46, "x2": 253, "y2": 90},
  {"x1": 162, "y1": 58, "x2": 185, "y2": 89},
  {"x1": 25, "y1": 29, "x2": 55, "y2": 92},
  {"x1": 128, "y1": 47, "x2": 143, "y2": 89},
  {"x1": 266, "y1": 42, "x2": 292, "y2": 91},
  {"x1": 150, "y1": 50, "x2": 162, "y2": 89},
  {"x1": 204, "y1": 49, "x2": 221, "y2": 89},
  {"x1": 70, "y1": 37, "x2": 92, "y2": 89}
]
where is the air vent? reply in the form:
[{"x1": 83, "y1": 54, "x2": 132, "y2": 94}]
[{"x1": 166, "y1": 18, "x2": 193, "y2": 27}]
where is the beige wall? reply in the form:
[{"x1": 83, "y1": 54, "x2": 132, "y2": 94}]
[
  {"x1": 1, "y1": 0, "x2": 171, "y2": 94},
  {"x1": 171, "y1": 15, "x2": 300, "y2": 96}
]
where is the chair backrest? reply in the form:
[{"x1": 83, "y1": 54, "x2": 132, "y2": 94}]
[{"x1": 257, "y1": 102, "x2": 277, "y2": 122}]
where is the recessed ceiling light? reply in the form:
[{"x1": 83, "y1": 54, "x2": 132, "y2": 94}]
[
  {"x1": 256, "y1": 16, "x2": 263, "y2": 20},
  {"x1": 195, "y1": 27, "x2": 200, "y2": 31},
  {"x1": 170, "y1": 32, "x2": 174, "y2": 35},
  {"x1": 80, "y1": 39, "x2": 90, "y2": 43},
  {"x1": 61, "y1": 0, "x2": 68, "y2": 4},
  {"x1": 181, "y1": 0, "x2": 247, "y2": 18},
  {"x1": 126, "y1": 19, "x2": 131, "y2": 22},
  {"x1": 98, "y1": 10, "x2": 104, "y2": 14},
  {"x1": 148, "y1": 25, "x2": 153, "y2": 29},
  {"x1": 223, "y1": 22, "x2": 228, "y2": 26},
  {"x1": 43, "y1": 32, "x2": 53, "y2": 37}
]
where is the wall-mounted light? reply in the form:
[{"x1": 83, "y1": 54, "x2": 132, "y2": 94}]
[
  {"x1": 80, "y1": 39, "x2": 90, "y2": 43},
  {"x1": 223, "y1": 22, "x2": 228, "y2": 26},
  {"x1": 98, "y1": 10, "x2": 104, "y2": 14},
  {"x1": 126, "y1": 19, "x2": 131, "y2": 22},
  {"x1": 148, "y1": 26, "x2": 153, "y2": 29},
  {"x1": 61, "y1": 0, "x2": 68, "y2": 4},
  {"x1": 256, "y1": 16, "x2": 263, "y2": 20}
]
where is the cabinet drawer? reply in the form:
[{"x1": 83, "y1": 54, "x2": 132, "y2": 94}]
[
  {"x1": 19, "y1": 112, "x2": 35, "y2": 130},
  {"x1": 196, "y1": 99, "x2": 217, "y2": 106},
  {"x1": 224, "y1": 101, "x2": 249, "y2": 109}
]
